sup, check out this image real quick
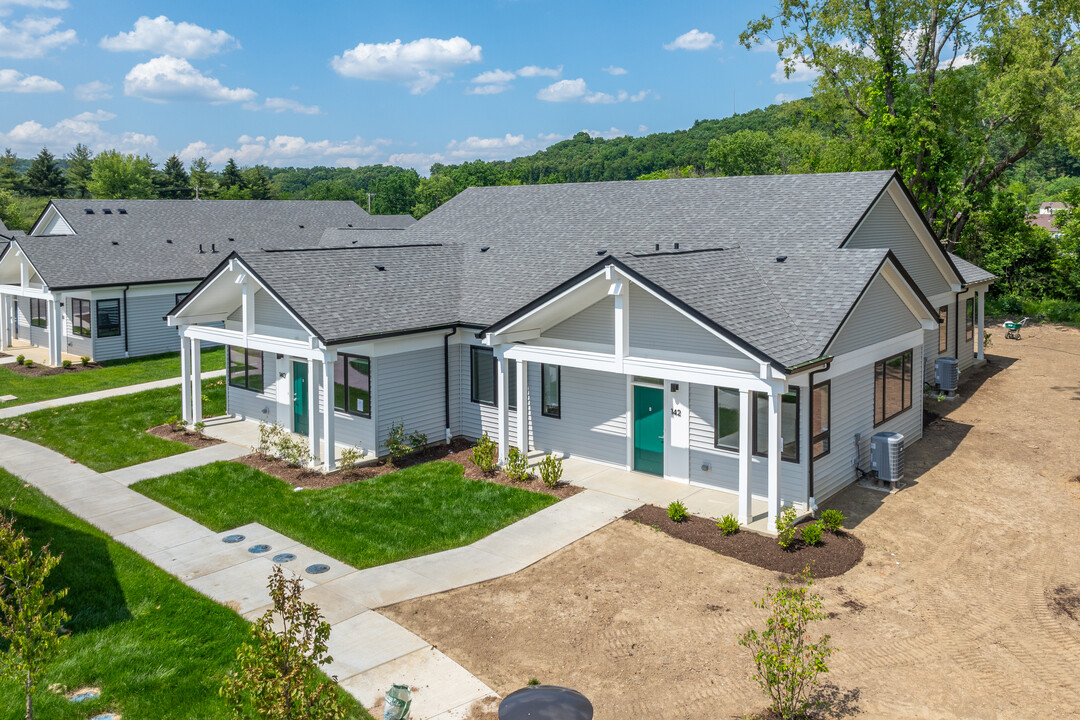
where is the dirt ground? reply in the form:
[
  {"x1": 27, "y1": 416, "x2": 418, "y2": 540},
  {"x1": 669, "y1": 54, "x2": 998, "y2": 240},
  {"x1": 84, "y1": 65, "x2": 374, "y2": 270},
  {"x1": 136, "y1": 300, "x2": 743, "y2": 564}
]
[{"x1": 383, "y1": 323, "x2": 1080, "y2": 720}]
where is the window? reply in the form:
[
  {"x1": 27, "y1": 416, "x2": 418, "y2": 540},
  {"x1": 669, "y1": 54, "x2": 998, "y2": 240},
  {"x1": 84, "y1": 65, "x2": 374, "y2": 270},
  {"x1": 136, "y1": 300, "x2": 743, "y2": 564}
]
[
  {"x1": 874, "y1": 349, "x2": 913, "y2": 425},
  {"x1": 938, "y1": 306, "x2": 949, "y2": 353},
  {"x1": 541, "y1": 364, "x2": 560, "y2": 418},
  {"x1": 713, "y1": 387, "x2": 740, "y2": 452},
  {"x1": 96, "y1": 299, "x2": 121, "y2": 338},
  {"x1": 71, "y1": 298, "x2": 90, "y2": 336},
  {"x1": 812, "y1": 381, "x2": 831, "y2": 459},
  {"x1": 470, "y1": 346, "x2": 496, "y2": 405},
  {"x1": 508, "y1": 359, "x2": 517, "y2": 411},
  {"x1": 228, "y1": 346, "x2": 264, "y2": 392},
  {"x1": 175, "y1": 292, "x2": 188, "y2": 307},
  {"x1": 753, "y1": 388, "x2": 799, "y2": 462},
  {"x1": 29, "y1": 298, "x2": 48, "y2": 328},
  {"x1": 965, "y1": 297, "x2": 975, "y2": 342},
  {"x1": 333, "y1": 355, "x2": 370, "y2": 417}
]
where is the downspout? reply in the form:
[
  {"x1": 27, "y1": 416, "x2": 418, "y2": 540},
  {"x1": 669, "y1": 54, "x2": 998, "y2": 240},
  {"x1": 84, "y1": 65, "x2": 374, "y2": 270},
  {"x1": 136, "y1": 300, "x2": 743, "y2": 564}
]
[
  {"x1": 122, "y1": 285, "x2": 130, "y2": 357},
  {"x1": 443, "y1": 326, "x2": 457, "y2": 443},
  {"x1": 806, "y1": 362, "x2": 831, "y2": 515},
  {"x1": 954, "y1": 291, "x2": 961, "y2": 360}
]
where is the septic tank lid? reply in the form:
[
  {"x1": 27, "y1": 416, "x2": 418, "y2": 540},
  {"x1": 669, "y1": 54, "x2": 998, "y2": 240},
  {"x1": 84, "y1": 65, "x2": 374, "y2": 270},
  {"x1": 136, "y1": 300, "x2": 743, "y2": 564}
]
[{"x1": 498, "y1": 685, "x2": 593, "y2": 720}]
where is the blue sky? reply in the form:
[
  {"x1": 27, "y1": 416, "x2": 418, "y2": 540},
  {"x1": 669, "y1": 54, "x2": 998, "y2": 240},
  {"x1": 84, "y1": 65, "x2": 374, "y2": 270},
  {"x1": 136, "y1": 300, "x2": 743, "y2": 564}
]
[{"x1": 0, "y1": 0, "x2": 817, "y2": 174}]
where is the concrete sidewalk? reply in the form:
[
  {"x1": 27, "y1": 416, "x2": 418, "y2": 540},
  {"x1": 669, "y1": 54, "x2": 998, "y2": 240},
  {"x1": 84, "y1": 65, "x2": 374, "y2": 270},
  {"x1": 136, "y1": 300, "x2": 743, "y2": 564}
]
[
  {"x1": 103, "y1": 442, "x2": 249, "y2": 486},
  {"x1": 0, "y1": 368, "x2": 227, "y2": 419},
  {"x1": 0, "y1": 433, "x2": 638, "y2": 719}
]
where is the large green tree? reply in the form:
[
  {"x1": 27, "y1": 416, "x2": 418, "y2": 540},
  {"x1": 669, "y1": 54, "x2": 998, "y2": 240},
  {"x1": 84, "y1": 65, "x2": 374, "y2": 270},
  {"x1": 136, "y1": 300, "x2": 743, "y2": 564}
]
[
  {"x1": 189, "y1": 156, "x2": 216, "y2": 198},
  {"x1": 743, "y1": 0, "x2": 1080, "y2": 249},
  {"x1": 160, "y1": 154, "x2": 191, "y2": 198},
  {"x1": 64, "y1": 144, "x2": 94, "y2": 199},
  {"x1": 23, "y1": 147, "x2": 66, "y2": 198},
  {"x1": 220, "y1": 158, "x2": 244, "y2": 191},
  {"x1": 86, "y1": 150, "x2": 154, "y2": 199},
  {"x1": 0, "y1": 149, "x2": 21, "y2": 193}
]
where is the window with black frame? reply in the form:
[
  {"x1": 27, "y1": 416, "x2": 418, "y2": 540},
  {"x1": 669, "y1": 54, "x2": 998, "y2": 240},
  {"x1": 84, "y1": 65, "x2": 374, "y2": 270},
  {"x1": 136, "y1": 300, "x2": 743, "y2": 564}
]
[
  {"x1": 874, "y1": 349, "x2": 913, "y2": 425},
  {"x1": 752, "y1": 388, "x2": 799, "y2": 462},
  {"x1": 71, "y1": 298, "x2": 91, "y2": 336},
  {"x1": 713, "y1": 387, "x2": 740, "y2": 452},
  {"x1": 965, "y1": 298, "x2": 975, "y2": 341},
  {"x1": 96, "y1": 299, "x2": 121, "y2": 338},
  {"x1": 470, "y1": 346, "x2": 496, "y2": 405},
  {"x1": 812, "y1": 381, "x2": 831, "y2": 459},
  {"x1": 228, "y1": 346, "x2": 264, "y2": 392},
  {"x1": 938, "y1": 306, "x2": 949, "y2": 352},
  {"x1": 333, "y1": 355, "x2": 371, "y2": 417},
  {"x1": 541, "y1": 364, "x2": 560, "y2": 418},
  {"x1": 29, "y1": 298, "x2": 48, "y2": 328},
  {"x1": 508, "y1": 359, "x2": 517, "y2": 410}
]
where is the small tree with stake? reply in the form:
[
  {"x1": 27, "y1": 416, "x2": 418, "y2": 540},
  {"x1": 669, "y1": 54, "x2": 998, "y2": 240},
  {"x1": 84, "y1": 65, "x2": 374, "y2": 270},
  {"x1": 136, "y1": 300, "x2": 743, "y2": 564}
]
[
  {"x1": 222, "y1": 566, "x2": 344, "y2": 720},
  {"x1": 738, "y1": 568, "x2": 834, "y2": 719},
  {"x1": 0, "y1": 506, "x2": 69, "y2": 720}
]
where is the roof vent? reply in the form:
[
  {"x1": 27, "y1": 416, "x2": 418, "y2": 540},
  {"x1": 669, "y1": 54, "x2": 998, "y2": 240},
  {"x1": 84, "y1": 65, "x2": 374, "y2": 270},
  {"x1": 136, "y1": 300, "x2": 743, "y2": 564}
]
[
  {"x1": 347, "y1": 223, "x2": 353, "y2": 228},
  {"x1": 102, "y1": 208, "x2": 113, "y2": 215},
  {"x1": 776, "y1": 255, "x2": 787, "y2": 263},
  {"x1": 227, "y1": 237, "x2": 234, "y2": 242},
  {"x1": 674, "y1": 242, "x2": 680, "y2": 250},
  {"x1": 198, "y1": 244, "x2": 205, "y2": 254},
  {"x1": 117, "y1": 208, "x2": 127, "y2": 214},
  {"x1": 480, "y1": 246, "x2": 490, "y2": 253},
  {"x1": 299, "y1": 224, "x2": 305, "y2": 229},
  {"x1": 211, "y1": 243, "x2": 218, "y2": 253},
  {"x1": 654, "y1": 243, "x2": 659, "y2": 251},
  {"x1": 374, "y1": 264, "x2": 386, "y2": 271},
  {"x1": 111, "y1": 241, "x2": 118, "y2": 246},
  {"x1": 84, "y1": 208, "x2": 94, "y2": 214},
  {"x1": 597, "y1": 249, "x2": 607, "y2": 256},
  {"x1": 166, "y1": 239, "x2": 173, "y2": 244}
]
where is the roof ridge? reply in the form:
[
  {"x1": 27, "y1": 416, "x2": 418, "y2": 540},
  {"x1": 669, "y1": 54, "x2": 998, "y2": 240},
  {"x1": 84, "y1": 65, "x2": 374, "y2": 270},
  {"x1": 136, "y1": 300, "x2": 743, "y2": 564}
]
[{"x1": 263, "y1": 243, "x2": 444, "y2": 253}]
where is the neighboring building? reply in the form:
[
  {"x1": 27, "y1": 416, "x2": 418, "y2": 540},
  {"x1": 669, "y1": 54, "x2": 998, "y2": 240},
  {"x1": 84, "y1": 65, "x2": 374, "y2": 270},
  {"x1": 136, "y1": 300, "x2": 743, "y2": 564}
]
[
  {"x1": 168, "y1": 170, "x2": 995, "y2": 531},
  {"x1": 0, "y1": 200, "x2": 414, "y2": 365},
  {"x1": 1027, "y1": 201, "x2": 1070, "y2": 237}
]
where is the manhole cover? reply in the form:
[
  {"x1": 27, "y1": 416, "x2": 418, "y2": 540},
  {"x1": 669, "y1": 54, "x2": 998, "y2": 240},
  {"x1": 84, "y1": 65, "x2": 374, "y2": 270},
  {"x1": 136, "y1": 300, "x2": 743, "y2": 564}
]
[
  {"x1": 248, "y1": 544, "x2": 271, "y2": 554},
  {"x1": 306, "y1": 563, "x2": 330, "y2": 575},
  {"x1": 272, "y1": 553, "x2": 297, "y2": 563},
  {"x1": 69, "y1": 688, "x2": 100, "y2": 702},
  {"x1": 223, "y1": 534, "x2": 245, "y2": 544}
]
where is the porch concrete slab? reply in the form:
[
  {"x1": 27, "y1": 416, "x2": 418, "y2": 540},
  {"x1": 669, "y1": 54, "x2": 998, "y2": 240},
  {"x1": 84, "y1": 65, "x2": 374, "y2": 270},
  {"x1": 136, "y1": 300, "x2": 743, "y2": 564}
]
[
  {"x1": 87, "y1": 499, "x2": 183, "y2": 536},
  {"x1": 323, "y1": 611, "x2": 430, "y2": 681},
  {"x1": 114, "y1": 516, "x2": 217, "y2": 556},
  {"x1": 554, "y1": 456, "x2": 611, "y2": 484},
  {"x1": 396, "y1": 546, "x2": 516, "y2": 591},
  {"x1": 202, "y1": 415, "x2": 264, "y2": 450},
  {"x1": 570, "y1": 464, "x2": 700, "y2": 506},
  {"x1": 188, "y1": 557, "x2": 314, "y2": 615},
  {"x1": 339, "y1": 647, "x2": 495, "y2": 720},
  {"x1": 104, "y1": 443, "x2": 249, "y2": 486},
  {"x1": 319, "y1": 564, "x2": 448, "y2": 610},
  {"x1": 682, "y1": 487, "x2": 771, "y2": 528}
]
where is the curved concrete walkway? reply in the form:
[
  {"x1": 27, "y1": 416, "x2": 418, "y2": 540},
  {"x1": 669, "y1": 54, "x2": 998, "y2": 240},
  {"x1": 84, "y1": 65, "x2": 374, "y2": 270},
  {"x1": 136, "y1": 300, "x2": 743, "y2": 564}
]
[{"x1": 0, "y1": 433, "x2": 638, "y2": 719}]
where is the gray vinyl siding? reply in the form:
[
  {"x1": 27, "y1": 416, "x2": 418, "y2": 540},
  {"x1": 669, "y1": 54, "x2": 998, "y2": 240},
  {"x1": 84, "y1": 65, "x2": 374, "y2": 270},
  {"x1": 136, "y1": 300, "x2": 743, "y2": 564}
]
[
  {"x1": 812, "y1": 353, "x2": 924, "y2": 502},
  {"x1": 923, "y1": 298, "x2": 954, "y2": 384},
  {"x1": 544, "y1": 296, "x2": 614, "y2": 345},
  {"x1": 687, "y1": 383, "x2": 807, "y2": 507},
  {"x1": 255, "y1": 289, "x2": 302, "y2": 330},
  {"x1": 846, "y1": 193, "x2": 951, "y2": 297},
  {"x1": 458, "y1": 344, "x2": 500, "y2": 440},
  {"x1": 125, "y1": 294, "x2": 182, "y2": 358},
  {"x1": 958, "y1": 291, "x2": 976, "y2": 373},
  {"x1": 17, "y1": 301, "x2": 47, "y2": 347},
  {"x1": 629, "y1": 285, "x2": 743, "y2": 359},
  {"x1": 374, "y1": 347, "x2": 445, "y2": 454},
  {"x1": 307, "y1": 360, "x2": 375, "y2": 454},
  {"x1": 829, "y1": 275, "x2": 921, "y2": 356},
  {"x1": 529, "y1": 364, "x2": 626, "y2": 465},
  {"x1": 64, "y1": 309, "x2": 93, "y2": 359},
  {"x1": 227, "y1": 359, "x2": 277, "y2": 424}
]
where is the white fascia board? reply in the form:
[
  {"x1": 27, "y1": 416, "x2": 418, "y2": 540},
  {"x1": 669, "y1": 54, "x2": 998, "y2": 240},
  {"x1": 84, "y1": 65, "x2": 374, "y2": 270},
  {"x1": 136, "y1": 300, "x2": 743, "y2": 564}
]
[
  {"x1": 883, "y1": 180, "x2": 963, "y2": 290},
  {"x1": 819, "y1": 328, "x2": 924, "y2": 379},
  {"x1": 181, "y1": 324, "x2": 324, "y2": 360},
  {"x1": 0, "y1": 285, "x2": 53, "y2": 300},
  {"x1": 879, "y1": 260, "x2": 939, "y2": 329},
  {"x1": 30, "y1": 203, "x2": 74, "y2": 236},
  {"x1": 485, "y1": 265, "x2": 615, "y2": 342}
]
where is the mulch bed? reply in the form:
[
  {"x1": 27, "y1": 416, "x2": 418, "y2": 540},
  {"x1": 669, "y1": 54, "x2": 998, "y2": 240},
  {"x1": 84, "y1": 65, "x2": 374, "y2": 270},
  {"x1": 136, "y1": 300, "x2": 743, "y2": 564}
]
[
  {"x1": 233, "y1": 436, "x2": 581, "y2": 499},
  {"x1": 147, "y1": 424, "x2": 225, "y2": 449},
  {"x1": 3, "y1": 361, "x2": 100, "y2": 377},
  {"x1": 625, "y1": 504, "x2": 864, "y2": 578}
]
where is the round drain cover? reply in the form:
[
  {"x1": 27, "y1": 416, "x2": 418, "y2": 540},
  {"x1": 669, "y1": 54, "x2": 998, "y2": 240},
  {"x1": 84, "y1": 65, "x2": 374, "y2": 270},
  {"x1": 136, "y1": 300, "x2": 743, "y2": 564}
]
[
  {"x1": 91, "y1": 714, "x2": 120, "y2": 720},
  {"x1": 223, "y1": 534, "x2": 245, "y2": 544},
  {"x1": 499, "y1": 685, "x2": 593, "y2": 720},
  {"x1": 70, "y1": 689, "x2": 101, "y2": 703},
  {"x1": 306, "y1": 563, "x2": 330, "y2": 575},
  {"x1": 248, "y1": 544, "x2": 271, "y2": 554},
  {"x1": 272, "y1": 553, "x2": 297, "y2": 563}
]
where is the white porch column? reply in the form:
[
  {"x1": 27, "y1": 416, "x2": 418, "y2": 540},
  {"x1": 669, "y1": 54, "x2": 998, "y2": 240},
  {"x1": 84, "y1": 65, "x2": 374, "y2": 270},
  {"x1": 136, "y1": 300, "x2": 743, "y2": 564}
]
[
  {"x1": 191, "y1": 338, "x2": 203, "y2": 423},
  {"x1": 0, "y1": 294, "x2": 9, "y2": 349},
  {"x1": 496, "y1": 352, "x2": 510, "y2": 464},
  {"x1": 737, "y1": 389, "x2": 753, "y2": 526},
  {"x1": 307, "y1": 359, "x2": 319, "y2": 465},
  {"x1": 322, "y1": 357, "x2": 336, "y2": 472},
  {"x1": 180, "y1": 332, "x2": 193, "y2": 424},
  {"x1": 766, "y1": 389, "x2": 782, "y2": 533},
  {"x1": 976, "y1": 291, "x2": 985, "y2": 362},
  {"x1": 47, "y1": 297, "x2": 61, "y2": 366},
  {"x1": 516, "y1": 359, "x2": 529, "y2": 452}
]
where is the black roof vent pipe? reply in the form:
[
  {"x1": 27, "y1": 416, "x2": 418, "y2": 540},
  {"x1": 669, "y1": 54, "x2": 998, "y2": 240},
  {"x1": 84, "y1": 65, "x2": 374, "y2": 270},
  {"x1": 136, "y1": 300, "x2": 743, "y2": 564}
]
[
  {"x1": 198, "y1": 244, "x2": 205, "y2": 254},
  {"x1": 211, "y1": 243, "x2": 218, "y2": 253},
  {"x1": 776, "y1": 255, "x2": 787, "y2": 263}
]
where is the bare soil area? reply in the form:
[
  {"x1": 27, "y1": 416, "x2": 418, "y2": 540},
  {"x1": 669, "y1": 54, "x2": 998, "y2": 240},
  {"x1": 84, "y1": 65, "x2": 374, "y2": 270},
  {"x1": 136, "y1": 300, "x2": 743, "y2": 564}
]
[{"x1": 385, "y1": 323, "x2": 1080, "y2": 720}]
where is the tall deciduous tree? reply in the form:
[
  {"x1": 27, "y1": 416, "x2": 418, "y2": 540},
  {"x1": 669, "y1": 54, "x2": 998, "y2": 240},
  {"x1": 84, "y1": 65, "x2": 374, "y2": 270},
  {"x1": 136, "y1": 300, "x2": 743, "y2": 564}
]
[
  {"x1": 64, "y1": 144, "x2": 94, "y2": 199},
  {"x1": 23, "y1": 147, "x2": 66, "y2": 198},
  {"x1": 189, "y1": 156, "x2": 215, "y2": 198},
  {"x1": 743, "y1": 0, "x2": 1080, "y2": 249},
  {"x1": 86, "y1": 150, "x2": 154, "y2": 199},
  {"x1": 0, "y1": 188, "x2": 20, "y2": 231}
]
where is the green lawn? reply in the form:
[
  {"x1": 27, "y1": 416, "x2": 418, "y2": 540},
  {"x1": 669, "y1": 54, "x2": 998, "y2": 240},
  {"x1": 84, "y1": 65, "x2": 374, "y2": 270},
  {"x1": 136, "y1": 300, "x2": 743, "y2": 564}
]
[
  {"x1": 0, "y1": 468, "x2": 370, "y2": 719},
  {"x1": 0, "y1": 379, "x2": 226, "y2": 472},
  {"x1": 0, "y1": 346, "x2": 225, "y2": 407},
  {"x1": 134, "y1": 460, "x2": 559, "y2": 570}
]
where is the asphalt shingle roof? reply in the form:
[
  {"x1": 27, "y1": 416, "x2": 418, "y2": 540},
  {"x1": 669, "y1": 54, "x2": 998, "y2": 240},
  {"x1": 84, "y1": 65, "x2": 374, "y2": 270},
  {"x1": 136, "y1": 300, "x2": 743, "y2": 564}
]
[{"x1": 948, "y1": 252, "x2": 997, "y2": 285}]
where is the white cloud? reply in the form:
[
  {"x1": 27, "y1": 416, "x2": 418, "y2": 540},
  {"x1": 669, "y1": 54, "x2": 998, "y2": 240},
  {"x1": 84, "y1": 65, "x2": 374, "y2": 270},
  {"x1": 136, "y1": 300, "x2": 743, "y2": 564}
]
[
  {"x1": 774, "y1": 92, "x2": 797, "y2": 103},
  {"x1": 0, "y1": 15, "x2": 76, "y2": 58},
  {"x1": 0, "y1": 0, "x2": 67, "y2": 15},
  {"x1": 638, "y1": 124, "x2": 649, "y2": 134},
  {"x1": 0, "y1": 109, "x2": 158, "y2": 156},
  {"x1": 750, "y1": 37, "x2": 779, "y2": 53},
  {"x1": 245, "y1": 97, "x2": 322, "y2": 114},
  {"x1": 583, "y1": 89, "x2": 628, "y2": 104},
  {"x1": 387, "y1": 131, "x2": 566, "y2": 174},
  {"x1": 124, "y1": 55, "x2": 256, "y2": 104},
  {"x1": 516, "y1": 64, "x2": 561, "y2": 78},
  {"x1": 466, "y1": 83, "x2": 511, "y2": 95},
  {"x1": 630, "y1": 89, "x2": 652, "y2": 102},
  {"x1": 0, "y1": 68, "x2": 61, "y2": 92},
  {"x1": 602, "y1": 65, "x2": 627, "y2": 75},
  {"x1": 331, "y1": 36, "x2": 482, "y2": 94},
  {"x1": 471, "y1": 68, "x2": 516, "y2": 85},
  {"x1": 584, "y1": 127, "x2": 626, "y2": 139},
  {"x1": 771, "y1": 56, "x2": 819, "y2": 83},
  {"x1": 75, "y1": 80, "x2": 112, "y2": 101},
  {"x1": 537, "y1": 78, "x2": 644, "y2": 104},
  {"x1": 100, "y1": 15, "x2": 239, "y2": 59},
  {"x1": 664, "y1": 29, "x2": 719, "y2": 51},
  {"x1": 178, "y1": 134, "x2": 391, "y2": 167}
]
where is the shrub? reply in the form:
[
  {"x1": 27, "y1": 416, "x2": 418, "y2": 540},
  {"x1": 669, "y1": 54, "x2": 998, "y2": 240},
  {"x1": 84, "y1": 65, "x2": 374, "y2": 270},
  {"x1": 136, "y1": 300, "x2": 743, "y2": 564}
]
[
  {"x1": 14, "y1": 355, "x2": 23, "y2": 365},
  {"x1": 275, "y1": 432, "x2": 313, "y2": 469},
  {"x1": 407, "y1": 429, "x2": 428, "y2": 451},
  {"x1": 717, "y1": 514, "x2": 740, "y2": 536},
  {"x1": 338, "y1": 445, "x2": 365, "y2": 471},
  {"x1": 820, "y1": 509, "x2": 845, "y2": 533},
  {"x1": 504, "y1": 446, "x2": 530, "y2": 481},
  {"x1": 255, "y1": 422, "x2": 284, "y2": 456},
  {"x1": 385, "y1": 420, "x2": 412, "y2": 466},
  {"x1": 79, "y1": 356, "x2": 89, "y2": 366},
  {"x1": 775, "y1": 506, "x2": 799, "y2": 549},
  {"x1": 193, "y1": 421, "x2": 206, "y2": 437},
  {"x1": 738, "y1": 568, "x2": 835, "y2": 719},
  {"x1": 801, "y1": 521, "x2": 824, "y2": 546},
  {"x1": 167, "y1": 414, "x2": 187, "y2": 433},
  {"x1": 470, "y1": 433, "x2": 498, "y2": 474},
  {"x1": 61, "y1": 359, "x2": 71, "y2": 369},
  {"x1": 537, "y1": 454, "x2": 563, "y2": 488},
  {"x1": 22, "y1": 359, "x2": 32, "y2": 368},
  {"x1": 667, "y1": 500, "x2": 688, "y2": 522}
]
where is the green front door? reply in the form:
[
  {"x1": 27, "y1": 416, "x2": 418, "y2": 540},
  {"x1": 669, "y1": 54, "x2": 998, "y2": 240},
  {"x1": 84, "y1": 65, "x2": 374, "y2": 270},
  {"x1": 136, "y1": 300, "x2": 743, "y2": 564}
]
[
  {"x1": 633, "y1": 385, "x2": 664, "y2": 476},
  {"x1": 292, "y1": 361, "x2": 308, "y2": 436}
]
